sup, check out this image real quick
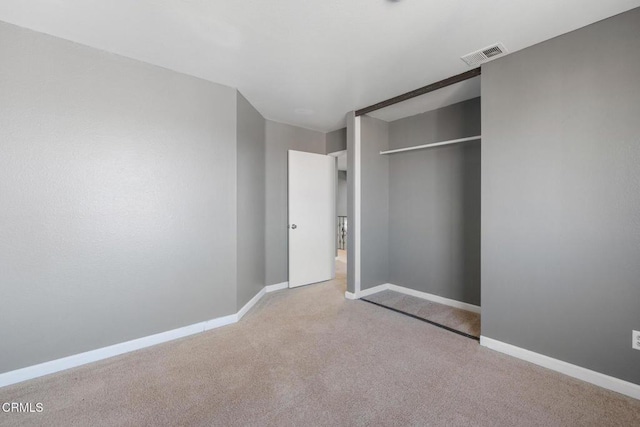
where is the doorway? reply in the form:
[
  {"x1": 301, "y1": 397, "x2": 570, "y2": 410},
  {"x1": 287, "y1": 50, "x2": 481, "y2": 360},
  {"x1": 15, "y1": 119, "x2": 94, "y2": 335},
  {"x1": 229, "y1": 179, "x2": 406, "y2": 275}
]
[
  {"x1": 286, "y1": 147, "x2": 350, "y2": 291},
  {"x1": 334, "y1": 151, "x2": 348, "y2": 281},
  {"x1": 287, "y1": 150, "x2": 336, "y2": 288}
]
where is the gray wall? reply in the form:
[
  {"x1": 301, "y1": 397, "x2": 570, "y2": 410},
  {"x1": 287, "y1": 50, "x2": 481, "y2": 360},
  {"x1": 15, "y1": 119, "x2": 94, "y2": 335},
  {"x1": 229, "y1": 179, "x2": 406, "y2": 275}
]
[
  {"x1": 337, "y1": 171, "x2": 348, "y2": 217},
  {"x1": 482, "y1": 8, "x2": 640, "y2": 385},
  {"x1": 360, "y1": 116, "x2": 390, "y2": 290},
  {"x1": 265, "y1": 120, "x2": 326, "y2": 286},
  {"x1": 388, "y1": 99, "x2": 481, "y2": 305},
  {"x1": 236, "y1": 93, "x2": 266, "y2": 310},
  {"x1": 0, "y1": 21, "x2": 238, "y2": 373},
  {"x1": 326, "y1": 127, "x2": 347, "y2": 154}
]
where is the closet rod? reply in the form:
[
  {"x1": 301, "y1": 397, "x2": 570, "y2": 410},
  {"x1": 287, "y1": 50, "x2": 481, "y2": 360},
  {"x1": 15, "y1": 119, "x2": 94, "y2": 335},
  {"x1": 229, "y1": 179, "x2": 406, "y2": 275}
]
[
  {"x1": 355, "y1": 68, "x2": 481, "y2": 117},
  {"x1": 380, "y1": 135, "x2": 481, "y2": 155}
]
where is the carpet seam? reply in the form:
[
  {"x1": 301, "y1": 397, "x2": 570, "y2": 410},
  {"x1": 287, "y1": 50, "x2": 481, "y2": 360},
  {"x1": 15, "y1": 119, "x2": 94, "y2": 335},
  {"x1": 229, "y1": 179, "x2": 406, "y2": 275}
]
[{"x1": 360, "y1": 298, "x2": 480, "y2": 341}]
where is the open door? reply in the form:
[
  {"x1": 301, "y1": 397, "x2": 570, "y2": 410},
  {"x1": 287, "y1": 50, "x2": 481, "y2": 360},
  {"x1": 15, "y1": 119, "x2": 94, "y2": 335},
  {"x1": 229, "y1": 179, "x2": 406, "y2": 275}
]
[{"x1": 288, "y1": 150, "x2": 335, "y2": 288}]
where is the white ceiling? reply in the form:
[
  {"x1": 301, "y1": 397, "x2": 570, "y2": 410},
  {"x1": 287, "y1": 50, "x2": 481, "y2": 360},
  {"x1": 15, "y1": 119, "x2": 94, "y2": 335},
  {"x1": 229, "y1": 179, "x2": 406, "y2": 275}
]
[{"x1": 1, "y1": 1, "x2": 638, "y2": 132}]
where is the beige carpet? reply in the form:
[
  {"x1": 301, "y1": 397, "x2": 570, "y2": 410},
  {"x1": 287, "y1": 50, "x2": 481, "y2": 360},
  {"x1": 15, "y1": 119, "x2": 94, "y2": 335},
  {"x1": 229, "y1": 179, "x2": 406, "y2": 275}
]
[
  {"x1": 1, "y1": 260, "x2": 639, "y2": 426},
  {"x1": 363, "y1": 289, "x2": 481, "y2": 338}
]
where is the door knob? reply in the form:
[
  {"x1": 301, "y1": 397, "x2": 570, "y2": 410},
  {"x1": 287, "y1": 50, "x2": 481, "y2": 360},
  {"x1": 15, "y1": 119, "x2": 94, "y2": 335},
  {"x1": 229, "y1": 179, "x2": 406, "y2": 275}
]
[{"x1": 291, "y1": 224, "x2": 297, "y2": 229}]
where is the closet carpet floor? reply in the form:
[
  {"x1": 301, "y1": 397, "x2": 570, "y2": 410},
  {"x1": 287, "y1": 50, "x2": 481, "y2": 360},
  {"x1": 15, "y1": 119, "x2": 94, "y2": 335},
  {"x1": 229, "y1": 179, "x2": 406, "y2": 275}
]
[
  {"x1": 1, "y1": 260, "x2": 639, "y2": 426},
  {"x1": 362, "y1": 290, "x2": 481, "y2": 338}
]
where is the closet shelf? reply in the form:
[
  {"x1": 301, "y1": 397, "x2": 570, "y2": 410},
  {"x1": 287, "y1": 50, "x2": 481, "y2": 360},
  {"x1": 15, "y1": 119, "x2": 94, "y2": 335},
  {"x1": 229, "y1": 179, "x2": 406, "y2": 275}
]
[{"x1": 380, "y1": 135, "x2": 481, "y2": 155}]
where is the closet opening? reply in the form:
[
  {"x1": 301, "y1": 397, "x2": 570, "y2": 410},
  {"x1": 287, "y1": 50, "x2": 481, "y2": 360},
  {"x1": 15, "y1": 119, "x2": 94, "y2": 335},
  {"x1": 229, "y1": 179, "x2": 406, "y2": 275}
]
[{"x1": 352, "y1": 69, "x2": 481, "y2": 340}]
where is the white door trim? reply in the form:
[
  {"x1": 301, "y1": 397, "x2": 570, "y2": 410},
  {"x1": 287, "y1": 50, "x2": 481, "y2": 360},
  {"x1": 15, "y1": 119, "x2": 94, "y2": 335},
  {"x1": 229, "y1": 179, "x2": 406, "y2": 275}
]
[{"x1": 353, "y1": 115, "x2": 361, "y2": 295}]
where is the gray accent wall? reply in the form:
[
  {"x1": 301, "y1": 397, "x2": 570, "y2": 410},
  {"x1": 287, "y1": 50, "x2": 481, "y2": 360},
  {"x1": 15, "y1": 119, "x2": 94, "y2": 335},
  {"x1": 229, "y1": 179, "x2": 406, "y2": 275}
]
[
  {"x1": 388, "y1": 99, "x2": 481, "y2": 305},
  {"x1": 482, "y1": 8, "x2": 640, "y2": 385},
  {"x1": 0, "y1": 21, "x2": 238, "y2": 373},
  {"x1": 264, "y1": 120, "x2": 326, "y2": 286},
  {"x1": 360, "y1": 116, "x2": 390, "y2": 290},
  {"x1": 326, "y1": 127, "x2": 347, "y2": 154},
  {"x1": 236, "y1": 93, "x2": 266, "y2": 310}
]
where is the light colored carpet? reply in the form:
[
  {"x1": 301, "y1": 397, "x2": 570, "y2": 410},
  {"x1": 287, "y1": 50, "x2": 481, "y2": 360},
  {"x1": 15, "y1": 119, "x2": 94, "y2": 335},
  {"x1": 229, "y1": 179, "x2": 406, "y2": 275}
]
[
  {"x1": 1, "y1": 260, "x2": 639, "y2": 426},
  {"x1": 363, "y1": 290, "x2": 481, "y2": 338}
]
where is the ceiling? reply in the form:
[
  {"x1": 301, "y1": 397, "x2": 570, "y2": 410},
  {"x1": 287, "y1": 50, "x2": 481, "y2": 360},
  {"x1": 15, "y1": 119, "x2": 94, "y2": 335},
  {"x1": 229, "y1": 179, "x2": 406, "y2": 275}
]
[{"x1": 1, "y1": 0, "x2": 638, "y2": 132}]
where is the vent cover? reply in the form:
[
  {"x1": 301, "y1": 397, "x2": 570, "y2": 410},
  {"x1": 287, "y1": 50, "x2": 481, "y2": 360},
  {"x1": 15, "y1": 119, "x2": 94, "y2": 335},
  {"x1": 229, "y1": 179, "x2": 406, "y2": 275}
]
[{"x1": 461, "y1": 43, "x2": 508, "y2": 66}]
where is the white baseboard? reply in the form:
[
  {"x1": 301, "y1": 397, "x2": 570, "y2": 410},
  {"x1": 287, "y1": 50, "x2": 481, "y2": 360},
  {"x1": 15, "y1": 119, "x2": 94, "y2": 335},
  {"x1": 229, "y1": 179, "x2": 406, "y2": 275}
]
[
  {"x1": 344, "y1": 284, "x2": 388, "y2": 300},
  {"x1": 0, "y1": 285, "x2": 271, "y2": 389},
  {"x1": 265, "y1": 281, "x2": 288, "y2": 293},
  {"x1": 344, "y1": 291, "x2": 358, "y2": 300},
  {"x1": 387, "y1": 284, "x2": 481, "y2": 314},
  {"x1": 358, "y1": 284, "x2": 389, "y2": 298},
  {"x1": 204, "y1": 314, "x2": 237, "y2": 331},
  {"x1": 0, "y1": 321, "x2": 217, "y2": 389},
  {"x1": 344, "y1": 283, "x2": 481, "y2": 314},
  {"x1": 480, "y1": 336, "x2": 640, "y2": 400},
  {"x1": 237, "y1": 287, "x2": 266, "y2": 321}
]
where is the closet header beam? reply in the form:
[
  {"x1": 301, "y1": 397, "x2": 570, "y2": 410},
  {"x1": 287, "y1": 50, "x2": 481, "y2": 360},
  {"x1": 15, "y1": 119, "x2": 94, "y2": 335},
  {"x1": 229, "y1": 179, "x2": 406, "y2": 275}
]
[{"x1": 355, "y1": 68, "x2": 481, "y2": 117}]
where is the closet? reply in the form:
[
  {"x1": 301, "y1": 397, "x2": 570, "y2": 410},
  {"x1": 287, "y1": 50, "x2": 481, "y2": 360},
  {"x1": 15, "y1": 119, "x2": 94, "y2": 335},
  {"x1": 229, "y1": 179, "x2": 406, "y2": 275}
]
[{"x1": 350, "y1": 70, "x2": 482, "y2": 339}]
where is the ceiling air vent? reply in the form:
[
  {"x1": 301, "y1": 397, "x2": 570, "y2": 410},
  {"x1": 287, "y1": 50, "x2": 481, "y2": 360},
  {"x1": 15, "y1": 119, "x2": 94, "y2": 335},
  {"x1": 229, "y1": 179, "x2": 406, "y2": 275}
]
[{"x1": 461, "y1": 43, "x2": 508, "y2": 66}]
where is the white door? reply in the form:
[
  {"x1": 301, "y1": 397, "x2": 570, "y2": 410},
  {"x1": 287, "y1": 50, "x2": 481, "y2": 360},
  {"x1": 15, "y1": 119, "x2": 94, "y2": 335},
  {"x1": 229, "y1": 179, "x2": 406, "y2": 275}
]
[{"x1": 288, "y1": 150, "x2": 336, "y2": 288}]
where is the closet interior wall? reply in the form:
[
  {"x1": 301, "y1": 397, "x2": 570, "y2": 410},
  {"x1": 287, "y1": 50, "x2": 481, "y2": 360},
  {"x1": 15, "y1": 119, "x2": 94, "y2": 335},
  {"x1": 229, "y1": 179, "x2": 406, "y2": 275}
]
[
  {"x1": 388, "y1": 98, "x2": 481, "y2": 305},
  {"x1": 358, "y1": 97, "x2": 481, "y2": 307},
  {"x1": 360, "y1": 116, "x2": 390, "y2": 291}
]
